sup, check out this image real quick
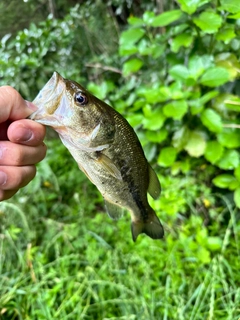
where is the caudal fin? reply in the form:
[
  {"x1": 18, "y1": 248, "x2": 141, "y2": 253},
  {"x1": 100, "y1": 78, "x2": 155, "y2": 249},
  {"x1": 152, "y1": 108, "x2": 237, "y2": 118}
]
[{"x1": 131, "y1": 211, "x2": 164, "y2": 242}]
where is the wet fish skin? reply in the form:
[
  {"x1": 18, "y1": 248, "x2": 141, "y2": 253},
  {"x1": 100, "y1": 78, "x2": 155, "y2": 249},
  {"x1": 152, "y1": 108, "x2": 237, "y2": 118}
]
[{"x1": 29, "y1": 72, "x2": 164, "y2": 241}]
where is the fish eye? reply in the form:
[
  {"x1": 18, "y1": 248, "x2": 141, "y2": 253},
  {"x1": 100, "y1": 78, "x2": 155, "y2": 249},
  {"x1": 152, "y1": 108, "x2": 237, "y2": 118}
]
[{"x1": 74, "y1": 91, "x2": 88, "y2": 105}]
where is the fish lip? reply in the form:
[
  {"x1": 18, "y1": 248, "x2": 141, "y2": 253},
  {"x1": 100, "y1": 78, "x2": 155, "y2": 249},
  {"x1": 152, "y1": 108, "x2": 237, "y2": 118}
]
[{"x1": 28, "y1": 71, "x2": 66, "y2": 125}]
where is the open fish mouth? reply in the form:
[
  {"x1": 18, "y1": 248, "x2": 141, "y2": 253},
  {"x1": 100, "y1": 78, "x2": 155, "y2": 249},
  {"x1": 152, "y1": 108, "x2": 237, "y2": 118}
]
[{"x1": 28, "y1": 72, "x2": 70, "y2": 127}]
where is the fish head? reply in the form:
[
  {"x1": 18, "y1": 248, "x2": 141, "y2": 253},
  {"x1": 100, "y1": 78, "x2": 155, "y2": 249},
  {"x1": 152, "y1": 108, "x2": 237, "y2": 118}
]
[{"x1": 29, "y1": 72, "x2": 115, "y2": 147}]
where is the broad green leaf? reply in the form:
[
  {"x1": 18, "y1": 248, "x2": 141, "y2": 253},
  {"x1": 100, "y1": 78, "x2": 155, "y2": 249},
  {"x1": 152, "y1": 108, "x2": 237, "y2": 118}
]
[
  {"x1": 143, "y1": 108, "x2": 166, "y2": 130},
  {"x1": 205, "y1": 141, "x2": 224, "y2": 164},
  {"x1": 120, "y1": 28, "x2": 145, "y2": 46},
  {"x1": 200, "y1": 91, "x2": 219, "y2": 104},
  {"x1": 169, "y1": 65, "x2": 189, "y2": 80},
  {"x1": 217, "y1": 150, "x2": 239, "y2": 170},
  {"x1": 126, "y1": 114, "x2": 143, "y2": 127},
  {"x1": 212, "y1": 174, "x2": 237, "y2": 189},
  {"x1": 200, "y1": 108, "x2": 222, "y2": 133},
  {"x1": 207, "y1": 237, "x2": 223, "y2": 251},
  {"x1": 220, "y1": 0, "x2": 240, "y2": 13},
  {"x1": 215, "y1": 53, "x2": 240, "y2": 81},
  {"x1": 224, "y1": 95, "x2": 240, "y2": 111},
  {"x1": 172, "y1": 126, "x2": 190, "y2": 150},
  {"x1": 228, "y1": 12, "x2": 240, "y2": 19},
  {"x1": 193, "y1": 11, "x2": 222, "y2": 34},
  {"x1": 177, "y1": 0, "x2": 210, "y2": 14},
  {"x1": 143, "y1": 11, "x2": 155, "y2": 24},
  {"x1": 216, "y1": 27, "x2": 236, "y2": 43},
  {"x1": 184, "y1": 131, "x2": 206, "y2": 157},
  {"x1": 200, "y1": 67, "x2": 230, "y2": 87},
  {"x1": 163, "y1": 100, "x2": 188, "y2": 120},
  {"x1": 128, "y1": 16, "x2": 144, "y2": 26},
  {"x1": 150, "y1": 10, "x2": 183, "y2": 27},
  {"x1": 217, "y1": 129, "x2": 240, "y2": 148},
  {"x1": 234, "y1": 188, "x2": 240, "y2": 208},
  {"x1": 158, "y1": 147, "x2": 177, "y2": 167},
  {"x1": 234, "y1": 166, "x2": 240, "y2": 181},
  {"x1": 146, "y1": 128, "x2": 168, "y2": 143},
  {"x1": 171, "y1": 34, "x2": 193, "y2": 53},
  {"x1": 122, "y1": 58, "x2": 143, "y2": 76}
]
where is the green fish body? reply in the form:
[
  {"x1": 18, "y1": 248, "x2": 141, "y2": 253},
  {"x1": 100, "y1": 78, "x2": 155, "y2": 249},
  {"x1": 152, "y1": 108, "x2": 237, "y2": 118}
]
[{"x1": 29, "y1": 72, "x2": 164, "y2": 241}]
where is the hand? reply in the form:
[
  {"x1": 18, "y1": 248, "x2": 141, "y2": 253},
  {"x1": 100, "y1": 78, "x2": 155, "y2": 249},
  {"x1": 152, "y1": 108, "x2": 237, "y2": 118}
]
[{"x1": 0, "y1": 86, "x2": 47, "y2": 201}]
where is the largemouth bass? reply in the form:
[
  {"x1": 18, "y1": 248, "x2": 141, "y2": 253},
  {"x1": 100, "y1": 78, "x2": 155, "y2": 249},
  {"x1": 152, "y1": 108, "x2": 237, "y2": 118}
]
[{"x1": 29, "y1": 72, "x2": 164, "y2": 241}]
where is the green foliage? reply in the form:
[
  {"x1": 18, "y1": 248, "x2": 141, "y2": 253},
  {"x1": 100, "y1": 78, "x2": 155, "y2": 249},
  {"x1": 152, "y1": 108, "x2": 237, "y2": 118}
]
[{"x1": 0, "y1": 1, "x2": 240, "y2": 318}]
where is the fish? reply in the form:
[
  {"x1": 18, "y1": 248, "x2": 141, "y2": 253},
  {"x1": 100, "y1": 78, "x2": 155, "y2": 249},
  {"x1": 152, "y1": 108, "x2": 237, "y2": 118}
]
[{"x1": 28, "y1": 72, "x2": 164, "y2": 241}]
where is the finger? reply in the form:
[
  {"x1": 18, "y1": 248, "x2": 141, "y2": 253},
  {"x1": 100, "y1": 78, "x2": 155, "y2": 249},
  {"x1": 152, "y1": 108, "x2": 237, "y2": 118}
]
[
  {"x1": 0, "y1": 189, "x2": 18, "y2": 201},
  {"x1": 0, "y1": 165, "x2": 36, "y2": 191},
  {"x1": 0, "y1": 86, "x2": 34, "y2": 122},
  {"x1": 0, "y1": 141, "x2": 47, "y2": 166},
  {"x1": 7, "y1": 119, "x2": 46, "y2": 146}
]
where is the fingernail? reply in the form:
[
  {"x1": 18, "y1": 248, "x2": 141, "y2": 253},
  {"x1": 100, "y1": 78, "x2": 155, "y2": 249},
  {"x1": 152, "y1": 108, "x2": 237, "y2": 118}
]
[
  {"x1": 16, "y1": 125, "x2": 33, "y2": 142},
  {"x1": 0, "y1": 171, "x2": 7, "y2": 186}
]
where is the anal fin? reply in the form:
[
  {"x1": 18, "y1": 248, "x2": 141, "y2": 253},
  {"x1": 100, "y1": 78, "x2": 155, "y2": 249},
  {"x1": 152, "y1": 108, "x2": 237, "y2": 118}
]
[
  {"x1": 148, "y1": 165, "x2": 161, "y2": 199},
  {"x1": 105, "y1": 199, "x2": 124, "y2": 220}
]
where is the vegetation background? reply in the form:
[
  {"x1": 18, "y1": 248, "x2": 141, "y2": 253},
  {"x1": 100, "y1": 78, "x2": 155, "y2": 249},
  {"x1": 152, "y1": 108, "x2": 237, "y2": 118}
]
[{"x1": 0, "y1": 0, "x2": 240, "y2": 319}]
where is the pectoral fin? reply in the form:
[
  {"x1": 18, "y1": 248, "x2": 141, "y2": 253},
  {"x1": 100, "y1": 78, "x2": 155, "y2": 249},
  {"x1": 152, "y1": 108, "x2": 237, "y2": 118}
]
[
  {"x1": 95, "y1": 153, "x2": 122, "y2": 181},
  {"x1": 148, "y1": 165, "x2": 161, "y2": 199},
  {"x1": 105, "y1": 199, "x2": 123, "y2": 220}
]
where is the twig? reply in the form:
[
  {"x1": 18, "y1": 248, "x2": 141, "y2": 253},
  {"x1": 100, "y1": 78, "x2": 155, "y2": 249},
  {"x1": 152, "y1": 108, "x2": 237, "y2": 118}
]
[
  {"x1": 223, "y1": 124, "x2": 240, "y2": 129},
  {"x1": 86, "y1": 63, "x2": 122, "y2": 74},
  {"x1": 224, "y1": 100, "x2": 240, "y2": 106}
]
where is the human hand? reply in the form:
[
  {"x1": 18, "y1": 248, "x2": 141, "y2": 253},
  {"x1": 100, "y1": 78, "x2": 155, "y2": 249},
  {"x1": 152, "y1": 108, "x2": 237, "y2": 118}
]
[{"x1": 0, "y1": 86, "x2": 47, "y2": 201}]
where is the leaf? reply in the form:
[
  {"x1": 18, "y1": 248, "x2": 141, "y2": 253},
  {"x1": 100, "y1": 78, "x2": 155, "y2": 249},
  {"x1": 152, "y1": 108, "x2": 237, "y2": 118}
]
[
  {"x1": 172, "y1": 126, "x2": 190, "y2": 151},
  {"x1": 234, "y1": 188, "x2": 240, "y2": 208},
  {"x1": 122, "y1": 58, "x2": 143, "y2": 76},
  {"x1": 193, "y1": 11, "x2": 223, "y2": 34},
  {"x1": 171, "y1": 34, "x2": 193, "y2": 53},
  {"x1": 204, "y1": 141, "x2": 224, "y2": 164},
  {"x1": 158, "y1": 147, "x2": 177, "y2": 167},
  {"x1": 217, "y1": 129, "x2": 240, "y2": 148},
  {"x1": 200, "y1": 108, "x2": 222, "y2": 133},
  {"x1": 217, "y1": 150, "x2": 239, "y2": 170},
  {"x1": 216, "y1": 26, "x2": 236, "y2": 43},
  {"x1": 177, "y1": 0, "x2": 210, "y2": 14},
  {"x1": 146, "y1": 128, "x2": 168, "y2": 143},
  {"x1": 143, "y1": 108, "x2": 166, "y2": 130},
  {"x1": 120, "y1": 28, "x2": 145, "y2": 46},
  {"x1": 163, "y1": 100, "x2": 188, "y2": 120},
  {"x1": 169, "y1": 65, "x2": 189, "y2": 80},
  {"x1": 207, "y1": 237, "x2": 222, "y2": 251},
  {"x1": 212, "y1": 174, "x2": 237, "y2": 189},
  {"x1": 150, "y1": 10, "x2": 183, "y2": 27},
  {"x1": 200, "y1": 67, "x2": 230, "y2": 87},
  {"x1": 220, "y1": 0, "x2": 240, "y2": 13},
  {"x1": 184, "y1": 131, "x2": 206, "y2": 157},
  {"x1": 234, "y1": 166, "x2": 240, "y2": 181}
]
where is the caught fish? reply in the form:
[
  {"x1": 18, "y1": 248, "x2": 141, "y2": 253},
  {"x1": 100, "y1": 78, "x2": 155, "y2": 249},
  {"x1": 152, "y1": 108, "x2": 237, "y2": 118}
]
[{"x1": 29, "y1": 72, "x2": 164, "y2": 241}]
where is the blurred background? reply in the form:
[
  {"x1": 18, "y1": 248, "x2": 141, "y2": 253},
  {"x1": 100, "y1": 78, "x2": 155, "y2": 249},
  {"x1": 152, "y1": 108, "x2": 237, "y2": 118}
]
[{"x1": 0, "y1": 0, "x2": 240, "y2": 319}]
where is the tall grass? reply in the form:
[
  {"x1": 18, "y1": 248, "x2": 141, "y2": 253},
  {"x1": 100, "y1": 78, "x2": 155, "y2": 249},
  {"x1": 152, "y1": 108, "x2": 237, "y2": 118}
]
[{"x1": 0, "y1": 140, "x2": 239, "y2": 319}]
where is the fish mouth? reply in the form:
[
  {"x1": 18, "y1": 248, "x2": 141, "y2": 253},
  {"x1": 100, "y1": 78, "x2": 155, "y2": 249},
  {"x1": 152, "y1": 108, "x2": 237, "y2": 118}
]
[{"x1": 28, "y1": 72, "x2": 67, "y2": 127}]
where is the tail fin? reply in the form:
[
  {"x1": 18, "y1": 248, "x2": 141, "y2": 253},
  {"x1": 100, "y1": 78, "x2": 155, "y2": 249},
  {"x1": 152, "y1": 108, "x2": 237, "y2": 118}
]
[{"x1": 131, "y1": 210, "x2": 164, "y2": 242}]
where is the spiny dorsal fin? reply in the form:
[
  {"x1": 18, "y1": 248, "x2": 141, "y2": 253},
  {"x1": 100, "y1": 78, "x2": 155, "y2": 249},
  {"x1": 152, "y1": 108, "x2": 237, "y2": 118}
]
[
  {"x1": 105, "y1": 199, "x2": 123, "y2": 220},
  {"x1": 148, "y1": 165, "x2": 161, "y2": 199}
]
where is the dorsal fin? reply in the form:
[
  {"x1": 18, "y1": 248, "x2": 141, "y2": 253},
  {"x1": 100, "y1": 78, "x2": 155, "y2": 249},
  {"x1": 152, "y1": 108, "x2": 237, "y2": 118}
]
[{"x1": 148, "y1": 165, "x2": 161, "y2": 199}]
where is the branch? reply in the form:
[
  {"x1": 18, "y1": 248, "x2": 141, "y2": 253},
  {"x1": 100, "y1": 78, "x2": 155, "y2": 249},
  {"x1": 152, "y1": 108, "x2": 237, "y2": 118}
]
[
  {"x1": 223, "y1": 124, "x2": 240, "y2": 129},
  {"x1": 86, "y1": 63, "x2": 122, "y2": 74}
]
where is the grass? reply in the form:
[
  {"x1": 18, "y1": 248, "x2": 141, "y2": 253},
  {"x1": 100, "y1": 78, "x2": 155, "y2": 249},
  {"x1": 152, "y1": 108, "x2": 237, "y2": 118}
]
[{"x1": 0, "y1": 139, "x2": 240, "y2": 319}]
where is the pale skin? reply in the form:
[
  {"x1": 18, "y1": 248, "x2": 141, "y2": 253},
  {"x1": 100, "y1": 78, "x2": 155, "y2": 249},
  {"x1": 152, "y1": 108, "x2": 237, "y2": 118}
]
[{"x1": 0, "y1": 86, "x2": 47, "y2": 201}]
